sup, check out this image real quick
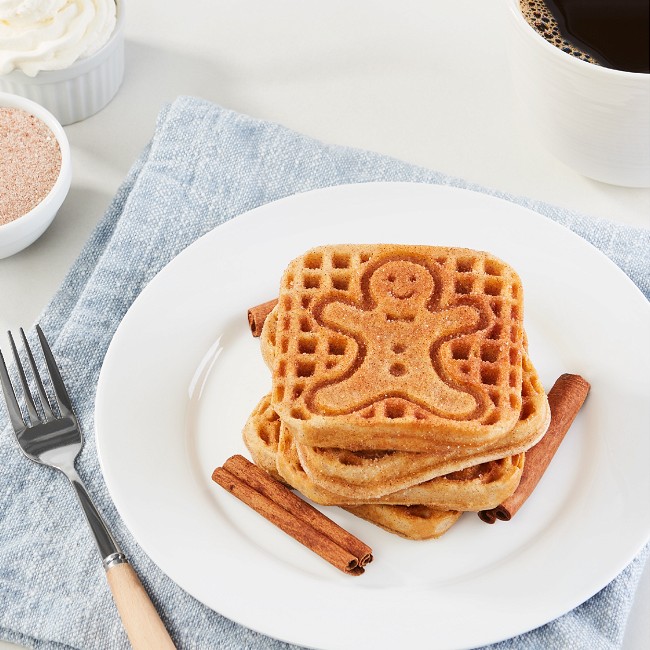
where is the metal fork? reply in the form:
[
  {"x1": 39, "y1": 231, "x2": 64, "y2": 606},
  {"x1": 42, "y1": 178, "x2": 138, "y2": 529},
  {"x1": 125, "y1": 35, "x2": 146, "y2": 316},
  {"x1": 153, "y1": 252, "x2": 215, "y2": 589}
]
[{"x1": 0, "y1": 325, "x2": 176, "y2": 650}]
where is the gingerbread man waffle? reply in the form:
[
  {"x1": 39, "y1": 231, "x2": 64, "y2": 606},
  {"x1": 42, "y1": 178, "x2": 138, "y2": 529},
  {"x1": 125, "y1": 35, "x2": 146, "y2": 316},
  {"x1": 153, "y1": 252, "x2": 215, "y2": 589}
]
[{"x1": 271, "y1": 244, "x2": 535, "y2": 452}]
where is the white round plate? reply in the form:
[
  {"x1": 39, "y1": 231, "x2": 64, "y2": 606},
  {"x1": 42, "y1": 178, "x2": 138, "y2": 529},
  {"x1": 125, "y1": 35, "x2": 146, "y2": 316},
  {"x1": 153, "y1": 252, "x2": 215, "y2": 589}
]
[{"x1": 96, "y1": 182, "x2": 650, "y2": 650}]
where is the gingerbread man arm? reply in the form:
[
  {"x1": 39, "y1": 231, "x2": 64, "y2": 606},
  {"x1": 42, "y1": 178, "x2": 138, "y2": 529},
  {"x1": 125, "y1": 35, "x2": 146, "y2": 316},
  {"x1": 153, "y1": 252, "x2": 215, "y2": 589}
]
[
  {"x1": 423, "y1": 304, "x2": 481, "y2": 339},
  {"x1": 319, "y1": 300, "x2": 372, "y2": 334}
]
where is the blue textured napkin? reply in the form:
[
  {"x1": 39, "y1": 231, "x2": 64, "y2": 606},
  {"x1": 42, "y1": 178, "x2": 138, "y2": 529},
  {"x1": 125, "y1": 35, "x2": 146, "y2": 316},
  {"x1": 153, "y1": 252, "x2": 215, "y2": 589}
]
[{"x1": 1, "y1": 96, "x2": 648, "y2": 650}]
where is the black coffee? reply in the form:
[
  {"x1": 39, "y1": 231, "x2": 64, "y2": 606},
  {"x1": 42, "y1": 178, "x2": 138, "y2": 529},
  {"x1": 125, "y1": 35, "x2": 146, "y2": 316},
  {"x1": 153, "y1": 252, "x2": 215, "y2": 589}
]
[{"x1": 519, "y1": 0, "x2": 650, "y2": 73}]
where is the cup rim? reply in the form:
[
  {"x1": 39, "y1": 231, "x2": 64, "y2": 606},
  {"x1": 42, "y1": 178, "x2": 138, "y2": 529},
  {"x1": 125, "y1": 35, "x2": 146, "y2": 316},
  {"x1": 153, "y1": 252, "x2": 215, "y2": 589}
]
[
  {"x1": 507, "y1": 0, "x2": 649, "y2": 79},
  {"x1": 2, "y1": 0, "x2": 125, "y2": 81},
  {"x1": 0, "y1": 92, "x2": 72, "y2": 235}
]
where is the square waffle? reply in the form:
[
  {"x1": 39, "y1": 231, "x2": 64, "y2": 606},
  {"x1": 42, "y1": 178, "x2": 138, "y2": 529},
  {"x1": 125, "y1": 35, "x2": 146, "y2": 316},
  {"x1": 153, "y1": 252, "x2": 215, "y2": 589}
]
[{"x1": 269, "y1": 244, "x2": 532, "y2": 452}]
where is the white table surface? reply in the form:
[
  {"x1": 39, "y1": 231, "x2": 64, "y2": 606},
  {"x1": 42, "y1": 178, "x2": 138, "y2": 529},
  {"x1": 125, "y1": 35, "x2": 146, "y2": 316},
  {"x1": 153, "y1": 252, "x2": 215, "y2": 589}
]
[{"x1": 1, "y1": 1, "x2": 648, "y2": 649}]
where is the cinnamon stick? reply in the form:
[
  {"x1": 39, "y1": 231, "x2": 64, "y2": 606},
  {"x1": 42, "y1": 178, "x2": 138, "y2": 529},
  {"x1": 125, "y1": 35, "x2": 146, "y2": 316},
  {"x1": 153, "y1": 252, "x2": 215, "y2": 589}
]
[
  {"x1": 212, "y1": 455, "x2": 372, "y2": 573},
  {"x1": 478, "y1": 373, "x2": 590, "y2": 523},
  {"x1": 247, "y1": 299, "x2": 278, "y2": 337}
]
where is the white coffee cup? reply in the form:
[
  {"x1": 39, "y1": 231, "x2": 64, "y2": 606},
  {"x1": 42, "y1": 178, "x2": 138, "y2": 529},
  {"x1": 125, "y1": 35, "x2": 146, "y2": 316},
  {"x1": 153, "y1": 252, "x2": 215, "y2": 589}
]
[{"x1": 506, "y1": 0, "x2": 650, "y2": 188}]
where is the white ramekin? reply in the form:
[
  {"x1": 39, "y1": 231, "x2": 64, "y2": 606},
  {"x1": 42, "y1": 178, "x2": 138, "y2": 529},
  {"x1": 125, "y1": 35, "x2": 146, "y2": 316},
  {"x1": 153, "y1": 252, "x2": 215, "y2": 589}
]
[
  {"x1": 0, "y1": 93, "x2": 72, "y2": 259},
  {"x1": 505, "y1": 0, "x2": 650, "y2": 188},
  {"x1": 0, "y1": 0, "x2": 126, "y2": 126}
]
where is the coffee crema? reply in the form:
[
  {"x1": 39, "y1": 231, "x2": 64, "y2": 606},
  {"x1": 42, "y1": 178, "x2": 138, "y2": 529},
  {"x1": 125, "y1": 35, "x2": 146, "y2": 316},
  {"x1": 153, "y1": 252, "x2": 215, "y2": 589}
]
[{"x1": 519, "y1": 0, "x2": 650, "y2": 73}]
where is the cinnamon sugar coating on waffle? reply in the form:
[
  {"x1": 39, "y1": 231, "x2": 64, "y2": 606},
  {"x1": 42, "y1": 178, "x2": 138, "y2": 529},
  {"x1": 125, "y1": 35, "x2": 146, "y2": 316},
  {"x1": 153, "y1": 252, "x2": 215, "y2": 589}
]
[
  {"x1": 294, "y1": 352, "x2": 548, "y2": 498},
  {"x1": 278, "y1": 422, "x2": 524, "y2": 511},
  {"x1": 242, "y1": 393, "x2": 285, "y2": 482},
  {"x1": 263, "y1": 301, "x2": 549, "y2": 489},
  {"x1": 270, "y1": 245, "x2": 530, "y2": 451},
  {"x1": 260, "y1": 305, "x2": 278, "y2": 370},
  {"x1": 342, "y1": 505, "x2": 462, "y2": 540},
  {"x1": 244, "y1": 394, "x2": 526, "y2": 512},
  {"x1": 242, "y1": 395, "x2": 462, "y2": 538}
]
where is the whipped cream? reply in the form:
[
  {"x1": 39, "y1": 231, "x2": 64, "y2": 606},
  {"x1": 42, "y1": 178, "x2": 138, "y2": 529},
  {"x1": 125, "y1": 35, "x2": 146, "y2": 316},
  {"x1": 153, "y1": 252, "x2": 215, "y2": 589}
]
[{"x1": 0, "y1": 0, "x2": 117, "y2": 77}]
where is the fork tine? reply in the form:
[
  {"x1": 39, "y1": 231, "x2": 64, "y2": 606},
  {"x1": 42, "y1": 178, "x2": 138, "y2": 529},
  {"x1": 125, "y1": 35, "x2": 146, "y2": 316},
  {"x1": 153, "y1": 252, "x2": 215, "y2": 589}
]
[
  {"x1": 20, "y1": 328, "x2": 56, "y2": 421},
  {"x1": 36, "y1": 324, "x2": 73, "y2": 418},
  {"x1": 8, "y1": 331, "x2": 42, "y2": 425},
  {"x1": 0, "y1": 348, "x2": 27, "y2": 431}
]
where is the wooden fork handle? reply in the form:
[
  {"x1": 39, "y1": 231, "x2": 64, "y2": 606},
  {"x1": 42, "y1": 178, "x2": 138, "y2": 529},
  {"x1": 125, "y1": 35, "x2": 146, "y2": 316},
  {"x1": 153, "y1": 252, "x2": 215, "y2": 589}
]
[{"x1": 106, "y1": 561, "x2": 177, "y2": 649}]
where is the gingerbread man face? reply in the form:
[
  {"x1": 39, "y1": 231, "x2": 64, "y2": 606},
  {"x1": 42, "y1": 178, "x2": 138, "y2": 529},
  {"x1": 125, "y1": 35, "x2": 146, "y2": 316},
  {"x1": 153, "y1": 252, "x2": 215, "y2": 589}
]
[{"x1": 369, "y1": 261, "x2": 434, "y2": 314}]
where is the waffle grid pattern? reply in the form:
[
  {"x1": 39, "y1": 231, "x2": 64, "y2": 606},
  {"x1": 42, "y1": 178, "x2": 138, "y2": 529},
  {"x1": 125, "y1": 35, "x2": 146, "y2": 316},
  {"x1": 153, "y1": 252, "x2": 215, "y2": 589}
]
[{"x1": 272, "y1": 245, "x2": 526, "y2": 442}]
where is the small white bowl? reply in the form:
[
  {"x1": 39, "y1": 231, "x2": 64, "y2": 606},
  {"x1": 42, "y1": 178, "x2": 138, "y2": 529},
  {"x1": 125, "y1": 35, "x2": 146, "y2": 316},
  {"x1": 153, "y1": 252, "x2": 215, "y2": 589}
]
[
  {"x1": 0, "y1": 0, "x2": 125, "y2": 125},
  {"x1": 0, "y1": 93, "x2": 71, "y2": 259}
]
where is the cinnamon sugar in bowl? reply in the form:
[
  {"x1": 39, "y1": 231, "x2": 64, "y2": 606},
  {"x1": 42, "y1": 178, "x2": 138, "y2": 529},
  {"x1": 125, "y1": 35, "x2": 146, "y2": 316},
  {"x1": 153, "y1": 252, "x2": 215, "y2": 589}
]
[{"x1": 0, "y1": 92, "x2": 71, "y2": 259}]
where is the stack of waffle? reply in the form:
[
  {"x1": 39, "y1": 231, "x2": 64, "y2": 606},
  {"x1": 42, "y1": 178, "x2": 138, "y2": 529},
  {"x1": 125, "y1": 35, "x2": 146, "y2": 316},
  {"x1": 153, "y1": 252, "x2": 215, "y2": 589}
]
[{"x1": 244, "y1": 244, "x2": 550, "y2": 539}]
